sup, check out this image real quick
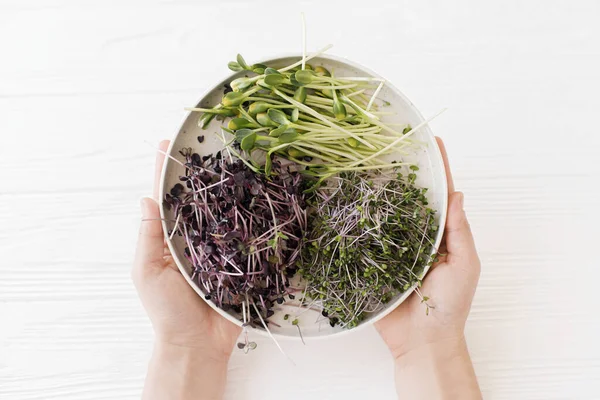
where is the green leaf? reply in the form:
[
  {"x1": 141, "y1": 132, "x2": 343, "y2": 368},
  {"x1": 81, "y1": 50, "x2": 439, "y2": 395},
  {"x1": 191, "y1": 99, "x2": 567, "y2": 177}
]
[
  {"x1": 230, "y1": 77, "x2": 253, "y2": 91},
  {"x1": 264, "y1": 154, "x2": 273, "y2": 175},
  {"x1": 314, "y1": 66, "x2": 331, "y2": 77},
  {"x1": 289, "y1": 74, "x2": 304, "y2": 87},
  {"x1": 294, "y1": 69, "x2": 314, "y2": 84},
  {"x1": 198, "y1": 113, "x2": 216, "y2": 129},
  {"x1": 248, "y1": 101, "x2": 269, "y2": 115},
  {"x1": 347, "y1": 137, "x2": 359, "y2": 148},
  {"x1": 263, "y1": 74, "x2": 286, "y2": 86},
  {"x1": 321, "y1": 88, "x2": 333, "y2": 98},
  {"x1": 228, "y1": 61, "x2": 243, "y2": 72},
  {"x1": 222, "y1": 91, "x2": 245, "y2": 107},
  {"x1": 333, "y1": 98, "x2": 347, "y2": 120},
  {"x1": 268, "y1": 125, "x2": 287, "y2": 137},
  {"x1": 236, "y1": 54, "x2": 248, "y2": 69},
  {"x1": 256, "y1": 112, "x2": 277, "y2": 127},
  {"x1": 264, "y1": 67, "x2": 280, "y2": 75},
  {"x1": 288, "y1": 148, "x2": 306, "y2": 158},
  {"x1": 409, "y1": 165, "x2": 420, "y2": 171},
  {"x1": 251, "y1": 63, "x2": 267, "y2": 74},
  {"x1": 267, "y1": 108, "x2": 288, "y2": 125},
  {"x1": 228, "y1": 117, "x2": 254, "y2": 130},
  {"x1": 402, "y1": 125, "x2": 412, "y2": 134},
  {"x1": 278, "y1": 130, "x2": 299, "y2": 143},
  {"x1": 234, "y1": 128, "x2": 253, "y2": 142},
  {"x1": 240, "y1": 132, "x2": 257, "y2": 151},
  {"x1": 293, "y1": 87, "x2": 307, "y2": 103},
  {"x1": 292, "y1": 318, "x2": 299, "y2": 326},
  {"x1": 290, "y1": 107, "x2": 299, "y2": 122}
]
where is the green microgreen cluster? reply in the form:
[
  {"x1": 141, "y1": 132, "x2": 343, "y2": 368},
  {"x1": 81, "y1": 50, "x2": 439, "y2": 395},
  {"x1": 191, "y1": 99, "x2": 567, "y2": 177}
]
[
  {"x1": 189, "y1": 53, "x2": 425, "y2": 183},
  {"x1": 299, "y1": 167, "x2": 438, "y2": 328}
]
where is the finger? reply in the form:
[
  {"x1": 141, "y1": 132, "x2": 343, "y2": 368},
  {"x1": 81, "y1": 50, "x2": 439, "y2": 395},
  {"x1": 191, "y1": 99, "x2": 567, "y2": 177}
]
[
  {"x1": 445, "y1": 192, "x2": 477, "y2": 264},
  {"x1": 153, "y1": 140, "x2": 171, "y2": 200},
  {"x1": 435, "y1": 137, "x2": 455, "y2": 194},
  {"x1": 134, "y1": 197, "x2": 165, "y2": 276}
]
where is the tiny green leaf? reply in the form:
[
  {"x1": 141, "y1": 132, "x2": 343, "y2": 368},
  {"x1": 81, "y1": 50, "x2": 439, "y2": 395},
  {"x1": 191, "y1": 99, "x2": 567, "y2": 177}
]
[
  {"x1": 228, "y1": 117, "x2": 254, "y2": 130},
  {"x1": 288, "y1": 148, "x2": 306, "y2": 158},
  {"x1": 289, "y1": 74, "x2": 303, "y2": 87},
  {"x1": 234, "y1": 128, "x2": 253, "y2": 142},
  {"x1": 256, "y1": 112, "x2": 277, "y2": 127},
  {"x1": 264, "y1": 67, "x2": 281, "y2": 75},
  {"x1": 240, "y1": 132, "x2": 257, "y2": 151},
  {"x1": 321, "y1": 88, "x2": 333, "y2": 98},
  {"x1": 248, "y1": 101, "x2": 270, "y2": 115},
  {"x1": 268, "y1": 125, "x2": 287, "y2": 137},
  {"x1": 251, "y1": 63, "x2": 267, "y2": 74},
  {"x1": 347, "y1": 137, "x2": 359, "y2": 148},
  {"x1": 278, "y1": 130, "x2": 299, "y2": 143},
  {"x1": 236, "y1": 54, "x2": 248, "y2": 69},
  {"x1": 198, "y1": 113, "x2": 216, "y2": 129},
  {"x1": 314, "y1": 66, "x2": 331, "y2": 77},
  {"x1": 228, "y1": 61, "x2": 243, "y2": 72},
  {"x1": 222, "y1": 91, "x2": 245, "y2": 107},
  {"x1": 293, "y1": 87, "x2": 307, "y2": 103},
  {"x1": 264, "y1": 154, "x2": 273, "y2": 175},
  {"x1": 292, "y1": 318, "x2": 299, "y2": 326},
  {"x1": 333, "y1": 98, "x2": 347, "y2": 120},
  {"x1": 267, "y1": 108, "x2": 288, "y2": 125},
  {"x1": 294, "y1": 69, "x2": 314, "y2": 85},
  {"x1": 291, "y1": 107, "x2": 299, "y2": 122},
  {"x1": 230, "y1": 77, "x2": 253, "y2": 91},
  {"x1": 402, "y1": 125, "x2": 412, "y2": 134},
  {"x1": 263, "y1": 74, "x2": 286, "y2": 86}
]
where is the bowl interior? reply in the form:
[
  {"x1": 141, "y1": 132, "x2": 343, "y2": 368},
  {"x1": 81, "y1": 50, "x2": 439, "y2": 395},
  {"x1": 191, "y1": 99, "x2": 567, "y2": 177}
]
[{"x1": 159, "y1": 54, "x2": 447, "y2": 339}]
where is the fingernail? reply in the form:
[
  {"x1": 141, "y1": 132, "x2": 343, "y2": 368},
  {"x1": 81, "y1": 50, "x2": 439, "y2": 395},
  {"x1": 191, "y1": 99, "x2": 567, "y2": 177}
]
[
  {"x1": 457, "y1": 192, "x2": 464, "y2": 209},
  {"x1": 140, "y1": 197, "x2": 152, "y2": 216}
]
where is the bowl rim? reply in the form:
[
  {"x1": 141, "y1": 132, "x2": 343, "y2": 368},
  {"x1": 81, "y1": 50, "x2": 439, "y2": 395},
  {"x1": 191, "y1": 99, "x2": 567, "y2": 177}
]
[{"x1": 159, "y1": 52, "x2": 448, "y2": 340}]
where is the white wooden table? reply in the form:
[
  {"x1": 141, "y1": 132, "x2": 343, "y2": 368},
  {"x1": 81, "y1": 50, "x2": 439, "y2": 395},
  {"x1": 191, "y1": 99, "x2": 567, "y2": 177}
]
[{"x1": 2, "y1": 1, "x2": 600, "y2": 399}]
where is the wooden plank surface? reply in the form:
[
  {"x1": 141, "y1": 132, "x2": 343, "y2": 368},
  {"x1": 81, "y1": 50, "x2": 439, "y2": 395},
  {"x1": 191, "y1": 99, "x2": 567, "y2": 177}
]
[{"x1": 1, "y1": 1, "x2": 599, "y2": 399}]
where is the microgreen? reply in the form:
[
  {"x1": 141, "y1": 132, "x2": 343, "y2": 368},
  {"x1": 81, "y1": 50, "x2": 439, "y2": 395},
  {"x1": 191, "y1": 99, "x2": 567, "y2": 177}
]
[
  {"x1": 298, "y1": 168, "x2": 438, "y2": 328},
  {"x1": 164, "y1": 148, "x2": 309, "y2": 327}
]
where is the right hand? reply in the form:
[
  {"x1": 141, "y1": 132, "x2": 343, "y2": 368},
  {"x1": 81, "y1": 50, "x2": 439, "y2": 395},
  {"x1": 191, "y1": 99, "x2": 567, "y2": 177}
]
[{"x1": 375, "y1": 137, "x2": 481, "y2": 359}]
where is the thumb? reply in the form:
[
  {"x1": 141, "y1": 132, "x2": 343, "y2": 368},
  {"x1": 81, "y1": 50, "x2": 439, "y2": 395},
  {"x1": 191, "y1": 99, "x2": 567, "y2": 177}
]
[
  {"x1": 134, "y1": 197, "x2": 166, "y2": 276},
  {"x1": 444, "y1": 192, "x2": 477, "y2": 263}
]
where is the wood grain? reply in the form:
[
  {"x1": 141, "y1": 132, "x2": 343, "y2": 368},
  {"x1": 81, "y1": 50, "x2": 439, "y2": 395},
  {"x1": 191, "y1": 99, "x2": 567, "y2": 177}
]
[{"x1": 1, "y1": 1, "x2": 599, "y2": 399}]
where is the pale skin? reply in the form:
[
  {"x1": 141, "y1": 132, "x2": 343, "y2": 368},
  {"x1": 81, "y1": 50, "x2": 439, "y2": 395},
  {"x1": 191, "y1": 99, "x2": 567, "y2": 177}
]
[{"x1": 133, "y1": 138, "x2": 481, "y2": 400}]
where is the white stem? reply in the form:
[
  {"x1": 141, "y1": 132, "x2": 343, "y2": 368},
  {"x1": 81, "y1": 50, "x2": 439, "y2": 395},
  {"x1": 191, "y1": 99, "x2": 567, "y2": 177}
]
[
  {"x1": 366, "y1": 81, "x2": 384, "y2": 111},
  {"x1": 346, "y1": 108, "x2": 447, "y2": 168},
  {"x1": 251, "y1": 302, "x2": 295, "y2": 365},
  {"x1": 272, "y1": 88, "x2": 376, "y2": 149},
  {"x1": 278, "y1": 44, "x2": 334, "y2": 72},
  {"x1": 301, "y1": 12, "x2": 307, "y2": 70},
  {"x1": 169, "y1": 212, "x2": 181, "y2": 240}
]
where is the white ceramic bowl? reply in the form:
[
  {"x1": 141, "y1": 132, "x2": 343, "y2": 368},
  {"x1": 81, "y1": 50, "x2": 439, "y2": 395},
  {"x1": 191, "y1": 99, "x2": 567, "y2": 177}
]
[{"x1": 159, "y1": 54, "x2": 448, "y2": 339}]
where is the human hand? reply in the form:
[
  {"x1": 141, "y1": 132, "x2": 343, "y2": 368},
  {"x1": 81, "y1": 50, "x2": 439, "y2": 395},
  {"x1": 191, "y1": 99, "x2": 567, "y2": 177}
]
[
  {"x1": 375, "y1": 137, "x2": 481, "y2": 360},
  {"x1": 133, "y1": 140, "x2": 241, "y2": 363}
]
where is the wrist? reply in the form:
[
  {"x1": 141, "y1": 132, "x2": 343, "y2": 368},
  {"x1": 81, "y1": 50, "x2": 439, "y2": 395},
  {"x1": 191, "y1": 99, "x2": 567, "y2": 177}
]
[
  {"x1": 154, "y1": 340, "x2": 232, "y2": 367},
  {"x1": 144, "y1": 342, "x2": 230, "y2": 400},
  {"x1": 392, "y1": 336, "x2": 481, "y2": 400},
  {"x1": 394, "y1": 335, "x2": 467, "y2": 366}
]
